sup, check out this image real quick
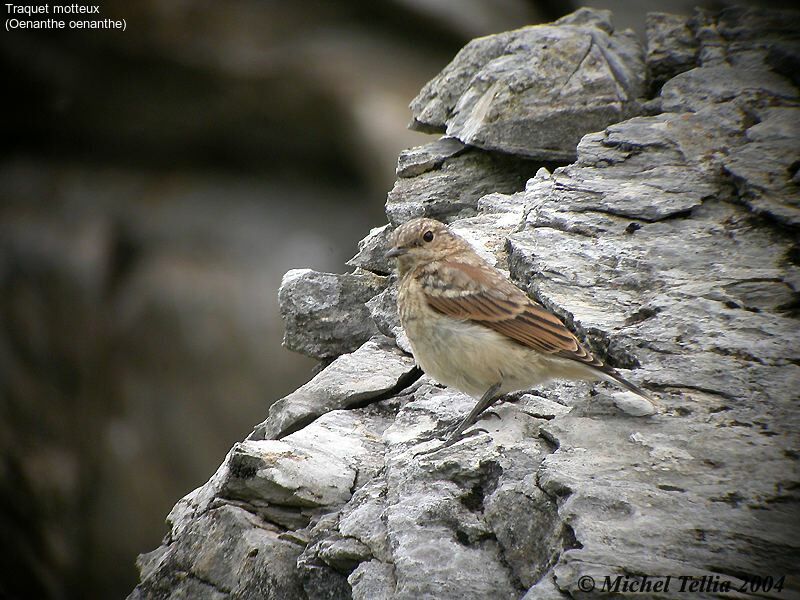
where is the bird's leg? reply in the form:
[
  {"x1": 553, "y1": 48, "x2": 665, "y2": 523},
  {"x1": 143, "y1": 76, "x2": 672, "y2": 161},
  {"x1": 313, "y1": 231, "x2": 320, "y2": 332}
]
[
  {"x1": 415, "y1": 383, "x2": 502, "y2": 456},
  {"x1": 446, "y1": 382, "x2": 503, "y2": 442},
  {"x1": 481, "y1": 391, "x2": 527, "y2": 420}
]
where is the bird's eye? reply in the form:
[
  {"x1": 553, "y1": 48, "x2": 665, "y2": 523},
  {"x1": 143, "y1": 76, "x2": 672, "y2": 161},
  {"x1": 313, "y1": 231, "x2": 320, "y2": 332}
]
[{"x1": 422, "y1": 230, "x2": 434, "y2": 242}]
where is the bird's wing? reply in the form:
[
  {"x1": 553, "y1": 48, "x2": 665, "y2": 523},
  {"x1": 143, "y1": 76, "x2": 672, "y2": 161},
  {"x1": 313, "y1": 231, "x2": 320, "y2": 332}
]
[{"x1": 420, "y1": 261, "x2": 603, "y2": 367}]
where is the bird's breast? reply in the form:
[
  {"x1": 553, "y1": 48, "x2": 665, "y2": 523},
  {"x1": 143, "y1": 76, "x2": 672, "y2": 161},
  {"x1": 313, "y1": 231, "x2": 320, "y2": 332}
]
[{"x1": 398, "y1": 276, "x2": 529, "y2": 397}]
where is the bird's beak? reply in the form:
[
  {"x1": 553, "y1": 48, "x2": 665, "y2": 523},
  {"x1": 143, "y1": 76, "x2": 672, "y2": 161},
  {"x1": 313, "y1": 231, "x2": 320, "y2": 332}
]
[{"x1": 385, "y1": 246, "x2": 407, "y2": 259}]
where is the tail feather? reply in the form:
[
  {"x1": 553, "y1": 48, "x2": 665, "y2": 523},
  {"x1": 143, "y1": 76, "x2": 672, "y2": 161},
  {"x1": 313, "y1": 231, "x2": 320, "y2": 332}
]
[{"x1": 598, "y1": 366, "x2": 657, "y2": 405}]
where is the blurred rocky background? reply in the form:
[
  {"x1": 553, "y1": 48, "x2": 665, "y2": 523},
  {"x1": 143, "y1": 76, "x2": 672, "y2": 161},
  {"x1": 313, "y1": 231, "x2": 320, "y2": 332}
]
[{"x1": 0, "y1": 1, "x2": 788, "y2": 599}]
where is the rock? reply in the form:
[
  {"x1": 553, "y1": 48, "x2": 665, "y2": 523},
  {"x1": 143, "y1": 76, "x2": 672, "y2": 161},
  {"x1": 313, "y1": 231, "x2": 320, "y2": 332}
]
[
  {"x1": 395, "y1": 136, "x2": 468, "y2": 178},
  {"x1": 365, "y1": 285, "x2": 401, "y2": 339},
  {"x1": 722, "y1": 107, "x2": 800, "y2": 227},
  {"x1": 645, "y1": 12, "x2": 698, "y2": 89},
  {"x1": 223, "y1": 407, "x2": 391, "y2": 529},
  {"x1": 223, "y1": 438, "x2": 357, "y2": 510},
  {"x1": 767, "y1": 41, "x2": 800, "y2": 87},
  {"x1": 410, "y1": 8, "x2": 646, "y2": 161},
  {"x1": 133, "y1": 401, "x2": 406, "y2": 597},
  {"x1": 484, "y1": 481, "x2": 568, "y2": 588},
  {"x1": 385, "y1": 142, "x2": 538, "y2": 227},
  {"x1": 376, "y1": 383, "x2": 556, "y2": 600},
  {"x1": 516, "y1": 393, "x2": 572, "y2": 421},
  {"x1": 131, "y1": 6, "x2": 800, "y2": 600},
  {"x1": 659, "y1": 65, "x2": 797, "y2": 114},
  {"x1": 348, "y1": 560, "x2": 396, "y2": 600},
  {"x1": 347, "y1": 225, "x2": 394, "y2": 276},
  {"x1": 279, "y1": 268, "x2": 387, "y2": 360},
  {"x1": 249, "y1": 336, "x2": 417, "y2": 440},
  {"x1": 713, "y1": 6, "x2": 800, "y2": 68},
  {"x1": 130, "y1": 504, "x2": 305, "y2": 599},
  {"x1": 502, "y1": 16, "x2": 800, "y2": 590}
]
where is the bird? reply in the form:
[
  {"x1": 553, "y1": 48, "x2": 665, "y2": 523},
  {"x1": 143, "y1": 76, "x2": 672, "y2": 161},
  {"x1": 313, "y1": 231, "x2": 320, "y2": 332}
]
[{"x1": 385, "y1": 217, "x2": 653, "y2": 452}]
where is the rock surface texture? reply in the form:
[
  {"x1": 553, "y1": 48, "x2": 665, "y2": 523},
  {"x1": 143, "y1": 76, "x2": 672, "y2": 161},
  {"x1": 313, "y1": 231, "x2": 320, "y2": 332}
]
[{"x1": 130, "y1": 7, "x2": 800, "y2": 599}]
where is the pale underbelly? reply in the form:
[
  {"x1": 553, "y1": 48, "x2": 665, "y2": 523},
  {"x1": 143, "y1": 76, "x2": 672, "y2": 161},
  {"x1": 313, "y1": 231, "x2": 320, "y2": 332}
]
[{"x1": 402, "y1": 311, "x2": 596, "y2": 399}]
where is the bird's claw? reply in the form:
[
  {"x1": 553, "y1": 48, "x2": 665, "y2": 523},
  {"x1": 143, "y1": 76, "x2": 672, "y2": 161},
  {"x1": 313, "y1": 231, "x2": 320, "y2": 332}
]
[{"x1": 413, "y1": 427, "x2": 488, "y2": 457}]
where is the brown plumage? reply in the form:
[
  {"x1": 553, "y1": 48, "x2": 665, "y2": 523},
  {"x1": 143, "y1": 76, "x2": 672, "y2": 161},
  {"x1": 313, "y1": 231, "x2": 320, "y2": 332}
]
[
  {"x1": 387, "y1": 217, "x2": 652, "y2": 450},
  {"x1": 421, "y1": 260, "x2": 603, "y2": 365}
]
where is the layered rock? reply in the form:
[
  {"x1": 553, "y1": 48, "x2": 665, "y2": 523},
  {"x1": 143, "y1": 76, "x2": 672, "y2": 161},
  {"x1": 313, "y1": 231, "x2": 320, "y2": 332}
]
[
  {"x1": 409, "y1": 9, "x2": 646, "y2": 161},
  {"x1": 130, "y1": 7, "x2": 800, "y2": 599}
]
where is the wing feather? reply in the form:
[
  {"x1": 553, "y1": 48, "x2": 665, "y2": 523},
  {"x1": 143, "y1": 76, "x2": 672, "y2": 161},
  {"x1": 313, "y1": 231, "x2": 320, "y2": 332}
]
[{"x1": 420, "y1": 261, "x2": 604, "y2": 368}]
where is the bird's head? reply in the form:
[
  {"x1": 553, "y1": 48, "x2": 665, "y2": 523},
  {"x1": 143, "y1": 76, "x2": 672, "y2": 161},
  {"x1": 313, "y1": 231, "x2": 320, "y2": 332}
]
[{"x1": 386, "y1": 217, "x2": 469, "y2": 276}]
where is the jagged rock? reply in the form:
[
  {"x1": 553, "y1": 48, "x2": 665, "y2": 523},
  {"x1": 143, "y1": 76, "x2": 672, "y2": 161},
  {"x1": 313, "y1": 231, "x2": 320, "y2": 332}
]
[
  {"x1": 347, "y1": 225, "x2": 394, "y2": 276},
  {"x1": 722, "y1": 107, "x2": 800, "y2": 227},
  {"x1": 410, "y1": 8, "x2": 646, "y2": 161},
  {"x1": 385, "y1": 142, "x2": 537, "y2": 226},
  {"x1": 645, "y1": 12, "x2": 698, "y2": 88},
  {"x1": 130, "y1": 504, "x2": 305, "y2": 599},
  {"x1": 223, "y1": 438, "x2": 358, "y2": 510},
  {"x1": 348, "y1": 560, "x2": 396, "y2": 600},
  {"x1": 279, "y1": 269, "x2": 387, "y2": 359},
  {"x1": 708, "y1": 6, "x2": 800, "y2": 68},
  {"x1": 506, "y1": 75, "x2": 799, "y2": 593},
  {"x1": 660, "y1": 64, "x2": 798, "y2": 114},
  {"x1": 394, "y1": 136, "x2": 468, "y2": 178},
  {"x1": 249, "y1": 336, "x2": 417, "y2": 440},
  {"x1": 370, "y1": 382, "x2": 561, "y2": 599},
  {"x1": 366, "y1": 286, "x2": 401, "y2": 339},
  {"x1": 131, "y1": 6, "x2": 800, "y2": 600}
]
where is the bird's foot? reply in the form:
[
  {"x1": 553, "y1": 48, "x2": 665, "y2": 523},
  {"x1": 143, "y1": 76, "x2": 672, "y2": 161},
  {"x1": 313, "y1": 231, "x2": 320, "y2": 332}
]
[
  {"x1": 481, "y1": 410, "x2": 502, "y2": 421},
  {"x1": 414, "y1": 382, "x2": 502, "y2": 457},
  {"x1": 413, "y1": 427, "x2": 488, "y2": 457},
  {"x1": 498, "y1": 391, "x2": 526, "y2": 404}
]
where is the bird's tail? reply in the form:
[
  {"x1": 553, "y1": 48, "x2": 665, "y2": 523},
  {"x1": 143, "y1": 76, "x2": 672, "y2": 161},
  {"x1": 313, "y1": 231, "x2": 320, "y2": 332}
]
[{"x1": 598, "y1": 366, "x2": 657, "y2": 406}]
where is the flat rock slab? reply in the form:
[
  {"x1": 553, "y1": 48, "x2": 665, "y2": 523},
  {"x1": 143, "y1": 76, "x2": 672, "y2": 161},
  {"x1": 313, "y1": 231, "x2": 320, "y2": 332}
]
[{"x1": 249, "y1": 336, "x2": 417, "y2": 440}]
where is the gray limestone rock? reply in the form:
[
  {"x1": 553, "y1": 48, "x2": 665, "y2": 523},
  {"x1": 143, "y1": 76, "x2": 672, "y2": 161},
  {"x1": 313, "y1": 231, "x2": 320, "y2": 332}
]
[
  {"x1": 347, "y1": 224, "x2": 394, "y2": 276},
  {"x1": 713, "y1": 6, "x2": 800, "y2": 68},
  {"x1": 394, "y1": 136, "x2": 468, "y2": 178},
  {"x1": 279, "y1": 268, "x2": 387, "y2": 359},
  {"x1": 385, "y1": 142, "x2": 538, "y2": 227},
  {"x1": 374, "y1": 383, "x2": 557, "y2": 600},
  {"x1": 366, "y1": 285, "x2": 401, "y2": 339},
  {"x1": 130, "y1": 6, "x2": 800, "y2": 600},
  {"x1": 349, "y1": 560, "x2": 396, "y2": 600},
  {"x1": 659, "y1": 65, "x2": 798, "y2": 114},
  {"x1": 722, "y1": 107, "x2": 800, "y2": 227},
  {"x1": 131, "y1": 504, "x2": 305, "y2": 599},
  {"x1": 249, "y1": 336, "x2": 417, "y2": 440},
  {"x1": 645, "y1": 12, "x2": 698, "y2": 89},
  {"x1": 410, "y1": 8, "x2": 646, "y2": 161}
]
